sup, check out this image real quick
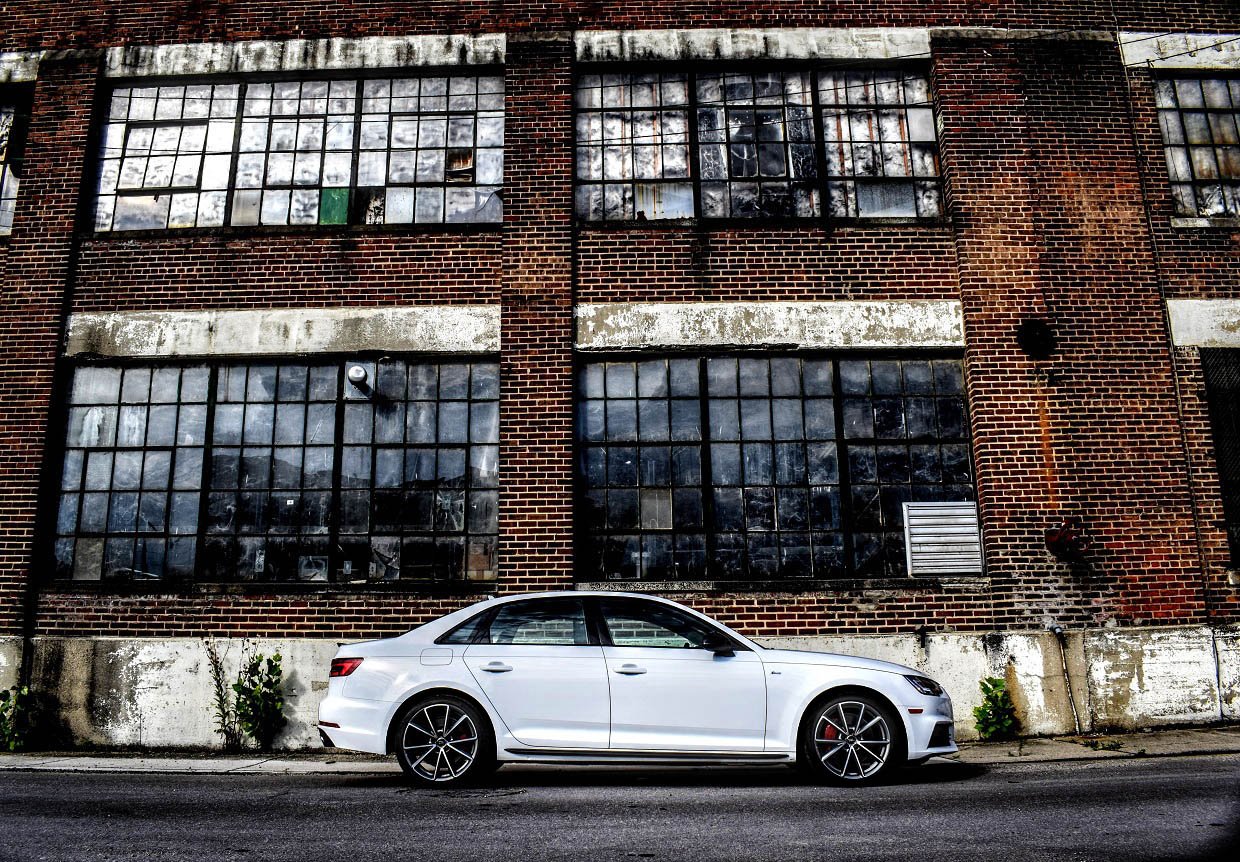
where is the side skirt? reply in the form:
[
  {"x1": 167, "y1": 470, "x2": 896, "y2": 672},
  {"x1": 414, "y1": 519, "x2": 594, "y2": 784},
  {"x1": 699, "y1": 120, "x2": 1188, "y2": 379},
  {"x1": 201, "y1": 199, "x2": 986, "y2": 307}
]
[{"x1": 502, "y1": 747, "x2": 795, "y2": 765}]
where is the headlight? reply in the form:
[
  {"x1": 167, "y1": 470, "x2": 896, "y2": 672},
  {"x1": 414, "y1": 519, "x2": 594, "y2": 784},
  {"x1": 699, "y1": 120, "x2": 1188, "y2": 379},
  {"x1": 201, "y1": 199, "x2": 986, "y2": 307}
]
[{"x1": 904, "y1": 675, "x2": 944, "y2": 697}]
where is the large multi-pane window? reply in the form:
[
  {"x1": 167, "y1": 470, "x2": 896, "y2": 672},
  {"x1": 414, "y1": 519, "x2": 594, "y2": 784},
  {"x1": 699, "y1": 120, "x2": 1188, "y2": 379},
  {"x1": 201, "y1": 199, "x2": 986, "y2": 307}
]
[
  {"x1": 54, "y1": 359, "x2": 499, "y2": 584},
  {"x1": 576, "y1": 356, "x2": 972, "y2": 582},
  {"x1": 95, "y1": 73, "x2": 504, "y2": 231},
  {"x1": 1155, "y1": 75, "x2": 1240, "y2": 218},
  {"x1": 1, "y1": 102, "x2": 27, "y2": 235},
  {"x1": 574, "y1": 68, "x2": 942, "y2": 221}
]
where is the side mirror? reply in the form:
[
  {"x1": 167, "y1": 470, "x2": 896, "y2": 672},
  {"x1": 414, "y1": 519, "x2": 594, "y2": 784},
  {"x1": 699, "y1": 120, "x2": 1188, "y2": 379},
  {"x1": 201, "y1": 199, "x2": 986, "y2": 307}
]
[{"x1": 701, "y1": 631, "x2": 735, "y2": 657}]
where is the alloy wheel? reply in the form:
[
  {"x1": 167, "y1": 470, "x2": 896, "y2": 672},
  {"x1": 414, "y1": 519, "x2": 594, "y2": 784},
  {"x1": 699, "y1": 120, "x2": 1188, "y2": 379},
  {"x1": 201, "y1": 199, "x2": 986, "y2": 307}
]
[
  {"x1": 400, "y1": 701, "x2": 480, "y2": 783},
  {"x1": 813, "y1": 700, "x2": 892, "y2": 780}
]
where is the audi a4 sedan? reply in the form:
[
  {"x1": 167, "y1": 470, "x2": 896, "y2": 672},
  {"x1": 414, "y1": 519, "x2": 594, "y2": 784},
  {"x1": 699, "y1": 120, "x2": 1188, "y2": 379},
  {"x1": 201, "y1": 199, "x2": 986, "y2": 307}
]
[{"x1": 317, "y1": 591, "x2": 956, "y2": 786}]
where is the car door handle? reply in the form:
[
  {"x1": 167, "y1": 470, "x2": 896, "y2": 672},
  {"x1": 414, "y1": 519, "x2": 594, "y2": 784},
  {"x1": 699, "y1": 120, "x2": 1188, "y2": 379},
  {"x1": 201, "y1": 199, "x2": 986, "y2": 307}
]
[
  {"x1": 480, "y1": 662, "x2": 512, "y2": 673},
  {"x1": 614, "y1": 664, "x2": 647, "y2": 675}
]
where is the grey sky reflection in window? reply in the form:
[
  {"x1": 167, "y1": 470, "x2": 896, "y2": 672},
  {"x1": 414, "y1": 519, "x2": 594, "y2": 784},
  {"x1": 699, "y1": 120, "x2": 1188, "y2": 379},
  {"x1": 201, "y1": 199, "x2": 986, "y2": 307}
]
[
  {"x1": 576, "y1": 356, "x2": 972, "y2": 582},
  {"x1": 1155, "y1": 76, "x2": 1240, "y2": 218},
  {"x1": 96, "y1": 75, "x2": 503, "y2": 231}
]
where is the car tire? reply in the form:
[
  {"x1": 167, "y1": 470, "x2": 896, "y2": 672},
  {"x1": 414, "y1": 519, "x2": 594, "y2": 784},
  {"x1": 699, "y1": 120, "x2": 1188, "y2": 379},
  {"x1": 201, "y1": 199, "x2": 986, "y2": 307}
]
[
  {"x1": 393, "y1": 694, "x2": 495, "y2": 787},
  {"x1": 798, "y1": 692, "x2": 906, "y2": 786}
]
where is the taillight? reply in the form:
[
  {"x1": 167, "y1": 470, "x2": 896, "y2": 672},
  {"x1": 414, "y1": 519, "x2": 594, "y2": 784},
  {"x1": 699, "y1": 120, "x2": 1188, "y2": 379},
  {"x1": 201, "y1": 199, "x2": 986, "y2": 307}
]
[{"x1": 330, "y1": 657, "x2": 364, "y2": 678}]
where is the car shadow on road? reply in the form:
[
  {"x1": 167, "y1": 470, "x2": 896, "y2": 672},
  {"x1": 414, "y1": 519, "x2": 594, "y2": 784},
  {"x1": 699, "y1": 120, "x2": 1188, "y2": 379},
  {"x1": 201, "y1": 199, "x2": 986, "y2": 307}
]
[{"x1": 333, "y1": 758, "x2": 986, "y2": 792}]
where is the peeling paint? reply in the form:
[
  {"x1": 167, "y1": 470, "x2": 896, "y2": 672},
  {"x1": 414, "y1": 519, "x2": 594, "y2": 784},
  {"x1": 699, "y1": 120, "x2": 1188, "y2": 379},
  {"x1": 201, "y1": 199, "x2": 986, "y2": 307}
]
[
  {"x1": 1084, "y1": 628, "x2": 1220, "y2": 729},
  {"x1": 0, "y1": 51, "x2": 40, "y2": 83},
  {"x1": 104, "y1": 34, "x2": 506, "y2": 78},
  {"x1": 0, "y1": 638, "x2": 21, "y2": 690},
  {"x1": 575, "y1": 27, "x2": 930, "y2": 63},
  {"x1": 1166, "y1": 299, "x2": 1240, "y2": 348},
  {"x1": 1119, "y1": 32, "x2": 1240, "y2": 69},
  {"x1": 576, "y1": 301, "x2": 965, "y2": 351},
  {"x1": 66, "y1": 305, "x2": 501, "y2": 358}
]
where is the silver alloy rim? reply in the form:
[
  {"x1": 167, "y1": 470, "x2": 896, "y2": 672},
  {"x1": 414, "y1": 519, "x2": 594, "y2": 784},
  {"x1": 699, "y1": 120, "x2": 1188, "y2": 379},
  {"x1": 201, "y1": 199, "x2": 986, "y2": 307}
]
[
  {"x1": 813, "y1": 700, "x2": 891, "y2": 780},
  {"x1": 401, "y1": 703, "x2": 479, "y2": 782}
]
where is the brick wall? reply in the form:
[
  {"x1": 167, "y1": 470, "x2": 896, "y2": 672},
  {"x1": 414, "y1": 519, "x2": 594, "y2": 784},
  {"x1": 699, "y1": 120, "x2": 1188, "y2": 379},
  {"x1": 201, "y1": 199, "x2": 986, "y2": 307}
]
[{"x1": 2, "y1": 5, "x2": 1240, "y2": 645}]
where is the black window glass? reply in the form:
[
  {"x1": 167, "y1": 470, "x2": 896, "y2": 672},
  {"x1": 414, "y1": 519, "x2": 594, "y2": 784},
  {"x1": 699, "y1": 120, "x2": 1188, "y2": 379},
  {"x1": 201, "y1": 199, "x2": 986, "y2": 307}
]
[
  {"x1": 599, "y1": 598, "x2": 719, "y2": 649},
  {"x1": 55, "y1": 359, "x2": 499, "y2": 584},
  {"x1": 1201, "y1": 349, "x2": 1240, "y2": 565},
  {"x1": 576, "y1": 355, "x2": 973, "y2": 582},
  {"x1": 485, "y1": 599, "x2": 590, "y2": 646}
]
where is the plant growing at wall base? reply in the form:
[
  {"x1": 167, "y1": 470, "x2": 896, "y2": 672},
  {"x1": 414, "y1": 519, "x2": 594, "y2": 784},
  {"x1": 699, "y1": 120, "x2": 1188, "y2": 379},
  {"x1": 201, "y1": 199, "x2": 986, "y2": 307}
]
[
  {"x1": 0, "y1": 685, "x2": 31, "y2": 752},
  {"x1": 205, "y1": 640, "x2": 243, "y2": 752},
  {"x1": 233, "y1": 652, "x2": 287, "y2": 752},
  {"x1": 973, "y1": 676, "x2": 1019, "y2": 741}
]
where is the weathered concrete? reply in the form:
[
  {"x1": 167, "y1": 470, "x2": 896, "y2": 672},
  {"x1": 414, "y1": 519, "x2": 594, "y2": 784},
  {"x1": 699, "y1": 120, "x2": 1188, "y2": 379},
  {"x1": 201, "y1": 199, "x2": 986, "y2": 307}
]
[
  {"x1": 66, "y1": 305, "x2": 501, "y2": 358},
  {"x1": 575, "y1": 301, "x2": 965, "y2": 351},
  {"x1": 574, "y1": 27, "x2": 930, "y2": 63},
  {"x1": 0, "y1": 637, "x2": 22, "y2": 691},
  {"x1": 1083, "y1": 627, "x2": 1221, "y2": 730},
  {"x1": 104, "y1": 34, "x2": 506, "y2": 78},
  {"x1": 0, "y1": 51, "x2": 40, "y2": 83},
  {"x1": 1215, "y1": 624, "x2": 1240, "y2": 721},
  {"x1": 1166, "y1": 298, "x2": 1240, "y2": 347},
  {"x1": 29, "y1": 637, "x2": 339, "y2": 750},
  {"x1": 27, "y1": 625, "x2": 1240, "y2": 750},
  {"x1": 1119, "y1": 31, "x2": 1240, "y2": 69}
]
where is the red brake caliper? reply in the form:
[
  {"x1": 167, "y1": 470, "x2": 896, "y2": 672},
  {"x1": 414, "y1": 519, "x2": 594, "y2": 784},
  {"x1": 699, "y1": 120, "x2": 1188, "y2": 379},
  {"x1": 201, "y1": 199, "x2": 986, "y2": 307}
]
[{"x1": 820, "y1": 723, "x2": 839, "y2": 743}]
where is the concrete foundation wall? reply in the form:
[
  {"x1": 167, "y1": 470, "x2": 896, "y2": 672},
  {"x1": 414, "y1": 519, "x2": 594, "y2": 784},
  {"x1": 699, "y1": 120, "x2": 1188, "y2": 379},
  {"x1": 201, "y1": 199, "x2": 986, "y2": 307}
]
[
  {"x1": 0, "y1": 637, "x2": 21, "y2": 691},
  {"x1": 20, "y1": 625, "x2": 1240, "y2": 751}
]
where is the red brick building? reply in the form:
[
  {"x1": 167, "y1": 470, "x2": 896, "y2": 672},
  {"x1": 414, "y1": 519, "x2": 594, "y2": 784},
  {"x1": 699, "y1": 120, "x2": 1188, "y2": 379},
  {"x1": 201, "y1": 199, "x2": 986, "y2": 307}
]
[{"x1": 1, "y1": 3, "x2": 1238, "y2": 746}]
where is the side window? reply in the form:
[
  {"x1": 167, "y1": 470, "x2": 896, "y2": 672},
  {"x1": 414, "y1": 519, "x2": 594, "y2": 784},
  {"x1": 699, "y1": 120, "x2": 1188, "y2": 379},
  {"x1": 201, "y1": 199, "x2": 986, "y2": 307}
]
[
  {"x1": 485, "y1": 598, "x2": 590, "y2": 646},
  {"x1": 439, "y1": 610, "x2": 490, "y2": 645},
  {"x1": 599, "y1": 598, "x2": 718, "y2": 649}
]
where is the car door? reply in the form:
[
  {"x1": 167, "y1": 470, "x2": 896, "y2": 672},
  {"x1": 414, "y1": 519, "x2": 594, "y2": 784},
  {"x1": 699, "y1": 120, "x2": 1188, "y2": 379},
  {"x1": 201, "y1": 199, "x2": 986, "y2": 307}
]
[
  {"x1": 597, "y1": 597, "x2": 767, "y2": 752},
  {"x1": 464, "y1": 596, "x2": 610, "y2": 749}
]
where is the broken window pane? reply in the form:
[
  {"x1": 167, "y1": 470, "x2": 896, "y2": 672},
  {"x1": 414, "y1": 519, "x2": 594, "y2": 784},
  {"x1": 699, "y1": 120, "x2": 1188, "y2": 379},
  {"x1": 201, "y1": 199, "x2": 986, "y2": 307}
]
[{"x1": 1156, "y1": 74, "x2": 1240, "y2": 217}]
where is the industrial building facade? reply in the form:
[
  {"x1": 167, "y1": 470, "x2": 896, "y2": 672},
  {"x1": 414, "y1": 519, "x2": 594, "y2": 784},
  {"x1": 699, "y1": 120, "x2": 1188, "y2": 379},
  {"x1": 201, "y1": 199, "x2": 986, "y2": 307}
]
[{"x1": 1, "y1": 2, "x2": 1239, "y2": 747}]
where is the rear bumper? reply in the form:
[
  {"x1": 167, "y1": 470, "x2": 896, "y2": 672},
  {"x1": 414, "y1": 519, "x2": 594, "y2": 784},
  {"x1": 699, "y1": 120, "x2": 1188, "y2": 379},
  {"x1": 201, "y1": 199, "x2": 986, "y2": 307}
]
[{"x1": 316, "y1": 693, "x2": 393, "y2": 755}]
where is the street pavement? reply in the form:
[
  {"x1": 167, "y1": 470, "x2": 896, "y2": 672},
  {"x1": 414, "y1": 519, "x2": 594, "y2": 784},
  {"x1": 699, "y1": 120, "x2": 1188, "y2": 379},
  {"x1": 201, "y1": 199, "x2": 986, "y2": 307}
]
[{"x1": 0, "y1": 748, "x2": 1237, "y2": 861}]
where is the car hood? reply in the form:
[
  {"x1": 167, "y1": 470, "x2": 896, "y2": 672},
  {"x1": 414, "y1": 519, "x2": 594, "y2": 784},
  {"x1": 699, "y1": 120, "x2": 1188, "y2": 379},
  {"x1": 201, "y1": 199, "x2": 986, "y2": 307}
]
[{"x1": 757, "y1": 647, "x2": 922, "y2": 677}]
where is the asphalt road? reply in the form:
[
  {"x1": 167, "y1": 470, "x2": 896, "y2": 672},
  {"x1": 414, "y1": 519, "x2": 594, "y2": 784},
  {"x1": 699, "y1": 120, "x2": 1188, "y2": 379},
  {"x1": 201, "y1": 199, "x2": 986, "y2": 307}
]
[{"x1": 1, "y1": 755, "x2": 1237, "y2": 862}]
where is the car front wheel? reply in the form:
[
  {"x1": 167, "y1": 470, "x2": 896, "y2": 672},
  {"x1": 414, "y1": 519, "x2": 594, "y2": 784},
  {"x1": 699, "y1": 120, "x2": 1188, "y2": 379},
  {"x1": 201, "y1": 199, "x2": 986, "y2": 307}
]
[
  {"x1": 799, "y1": 694, "x2": 905, "y2": 785},
  {"x1": 394, "y1": 695, "x2": 494, "y2": 787}
]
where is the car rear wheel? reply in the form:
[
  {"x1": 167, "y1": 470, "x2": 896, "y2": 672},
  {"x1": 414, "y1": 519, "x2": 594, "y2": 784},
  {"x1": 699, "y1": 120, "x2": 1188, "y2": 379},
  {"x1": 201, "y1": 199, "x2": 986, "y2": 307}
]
[
  {"x1": 394, "y1": 695, "x2": 494, "y2": 787},
  {"x1": 799, "y1": 693, "x2": 905, "y2": 786}
]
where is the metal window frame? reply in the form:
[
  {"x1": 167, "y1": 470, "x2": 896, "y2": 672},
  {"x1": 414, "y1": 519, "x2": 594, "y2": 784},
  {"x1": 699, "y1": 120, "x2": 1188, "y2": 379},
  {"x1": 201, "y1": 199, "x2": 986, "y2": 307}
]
[
  {"x1": 571, "y1": 350, "x2": 974, "y2": 585},
  {"x1": 570, "y1": 60, "x2": 945, "y2": 227},
  {"x1": 91, "y1": 66, "x2": 506, "y2": 234},
  {"x1": 46, "y1": 354, "x2": 500, "y2": 591},
  {"x1": 1154, "y1": 71, "x2": 1240, "y2": 219}
]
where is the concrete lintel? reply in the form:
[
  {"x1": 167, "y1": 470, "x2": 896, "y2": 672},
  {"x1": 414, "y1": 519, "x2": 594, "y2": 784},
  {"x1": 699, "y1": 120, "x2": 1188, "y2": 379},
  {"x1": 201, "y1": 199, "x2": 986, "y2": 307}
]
[
  {"x1": 1119, "y1": 32, "x2": 1240, "y2": 69},
  {"x1": 104, "y1": 33, "x2": 506, "y2": 78},
  {"x1": 575, "y1": 28, "x2": 930, "y2": 63},
  {"x1": 1165, "y1": 299, "x2": 1240, "y2": 348},
  {"x1": 0, "y1": 51, "x2": 41, "y2": 83},
  {"x1": 575, "y1": 301, "x2": 965, "y2": 351},
  {"x1": 928, "y1": 28, "x2": 1113, "y2": 43},
  {"x1": 66, "y1": 305, "x2": 501, "y2": 358}
]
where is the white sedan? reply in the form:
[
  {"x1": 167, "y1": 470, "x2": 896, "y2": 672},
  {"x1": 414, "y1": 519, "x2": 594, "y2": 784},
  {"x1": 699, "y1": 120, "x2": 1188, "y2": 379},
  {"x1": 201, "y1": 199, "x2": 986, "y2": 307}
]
[{"x1": 317, "y1": 591, "x2": 956, "y2": 786}]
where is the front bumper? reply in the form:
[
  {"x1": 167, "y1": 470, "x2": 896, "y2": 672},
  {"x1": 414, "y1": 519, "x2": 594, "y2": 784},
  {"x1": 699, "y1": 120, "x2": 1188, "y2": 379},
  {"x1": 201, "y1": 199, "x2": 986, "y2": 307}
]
[{"x1": 904, "y1": 693, "x2": 958, "y2": 759}]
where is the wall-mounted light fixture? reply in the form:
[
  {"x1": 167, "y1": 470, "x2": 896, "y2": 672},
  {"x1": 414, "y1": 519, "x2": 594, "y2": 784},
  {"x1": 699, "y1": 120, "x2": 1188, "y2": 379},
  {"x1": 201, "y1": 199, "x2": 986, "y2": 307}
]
[
  {"x1": 1017, "y1": 318, "x2": 1057, "y2": 361},
  {"x1": 347, "y1": 364, "x2": 372, "y2": 396}
]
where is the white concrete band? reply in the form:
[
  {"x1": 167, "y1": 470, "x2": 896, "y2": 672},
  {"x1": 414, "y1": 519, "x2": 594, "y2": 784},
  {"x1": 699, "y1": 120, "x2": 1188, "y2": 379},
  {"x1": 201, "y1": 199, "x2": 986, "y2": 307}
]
[
  {"x1": 66, "y1": 305, "x2": 501, "y2": 357},
  {"x1": 0, "y1": 51, "x2": 40, "y2": 83},
  {"x1": 575, "y1": 300, "x2": 965, "y2": 351},
  {"x1": 1119, "y1": 32, "x2": 1240, "y2": 69},
  {"x1": 1166, "y1": 299, "x2": 1240, "y2": 347},
  {"x1": 104, "y1": 33, "x2": 507, "y2": 78},
  {"x1": 574, "y1": 28, "x2": 930, "y2": 63}
]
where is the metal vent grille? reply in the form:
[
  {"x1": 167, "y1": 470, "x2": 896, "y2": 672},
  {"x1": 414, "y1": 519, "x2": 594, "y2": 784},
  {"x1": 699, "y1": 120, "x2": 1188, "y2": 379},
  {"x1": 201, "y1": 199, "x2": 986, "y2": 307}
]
[
  {"x1": 1201, "y1": 349, "x2": 1240, "y2": 567},
  {"x1": 902, "y1": 502, "x2": 983, "y2": 577}
]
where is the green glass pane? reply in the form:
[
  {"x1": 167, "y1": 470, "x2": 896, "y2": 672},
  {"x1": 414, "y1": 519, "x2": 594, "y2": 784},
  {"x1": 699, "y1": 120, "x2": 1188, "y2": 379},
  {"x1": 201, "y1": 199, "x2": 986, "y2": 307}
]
[{"x1": 319, "y1": 188, "x2": 349, "y2": 225}]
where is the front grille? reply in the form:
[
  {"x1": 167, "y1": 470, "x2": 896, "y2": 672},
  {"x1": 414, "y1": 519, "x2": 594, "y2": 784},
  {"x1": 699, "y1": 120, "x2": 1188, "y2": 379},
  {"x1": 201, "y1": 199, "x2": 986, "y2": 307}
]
[{"x1": 928, "y1": 722, "x2": 953, "y2": 748}]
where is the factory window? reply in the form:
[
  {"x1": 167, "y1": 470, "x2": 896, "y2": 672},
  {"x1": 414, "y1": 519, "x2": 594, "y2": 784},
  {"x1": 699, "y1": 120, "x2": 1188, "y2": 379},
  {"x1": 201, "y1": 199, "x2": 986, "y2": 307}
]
[
  {"x1": 1, "y1": 99, "x2": 30, "y2": 235},
  {"x1": 574, "y1": 68, "x2": 941, "y2": 221},
  {"x1": 575, "y1": 356, "x2": 972, "y2": 582},
  {"x1": 53, "y1": 359, "x2": 499, "y2": 585},
  {"x1": 94, "y1": 73, "x2": 503, "y2": 231},
  {"x1": 1155, "y1": 75, "x2": 1240, "y2": 218},
  {"x1": 1200, "y1": 349, "x2": 1240, "y2": 565}
]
